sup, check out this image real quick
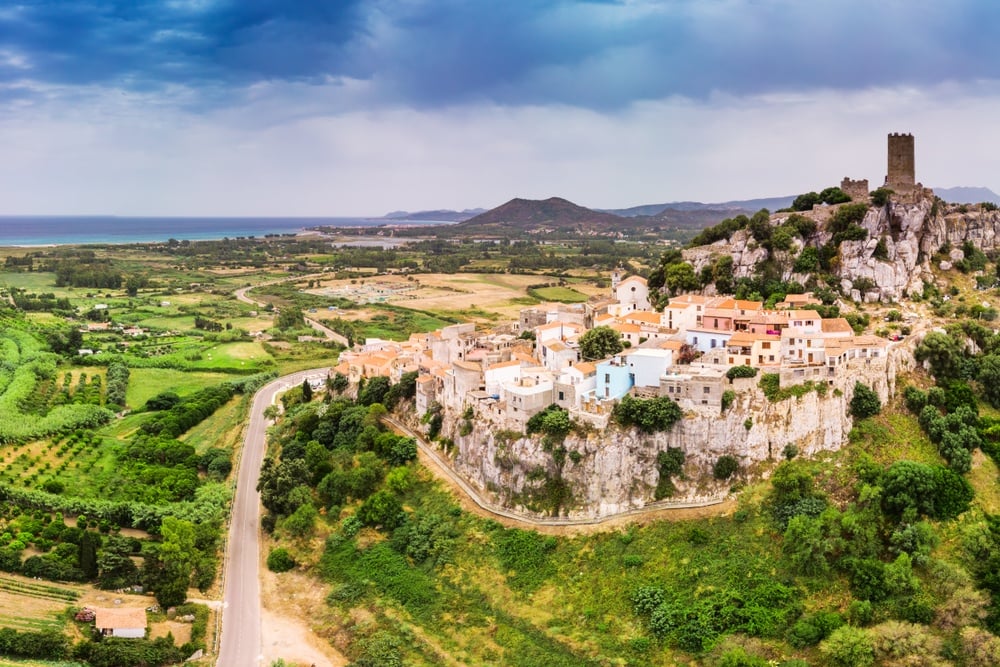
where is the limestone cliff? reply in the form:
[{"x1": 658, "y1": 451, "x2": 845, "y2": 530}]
[
  {"x1": 683, "y1": 195, "x2": 1000, "y2": 302},
  {"x1": 425, "y1": 345, "x2": 909, "y2": 520}
]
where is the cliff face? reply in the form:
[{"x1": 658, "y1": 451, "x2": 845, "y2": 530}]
[
  {"x1": 434, "y1": 346, "x2": 909, "y2": 520},
  {"x1": 683, "y1": 195, "x2": 1000, "y2": 302}
]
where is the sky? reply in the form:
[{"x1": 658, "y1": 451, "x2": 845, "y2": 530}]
[{"x1": 2, "y1": 0, "x2": 1000, "y2": 216}]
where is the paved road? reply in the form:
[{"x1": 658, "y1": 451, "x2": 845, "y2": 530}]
[
  {"x1": 235, "y1": 280, "x2": 351, "y2": 348},
  {"x1": 381, "y1": 415, "x2": 727, "y2": 528},
  {"x1": 217, "y1": 368, "x2": 329, "y2": 667}
]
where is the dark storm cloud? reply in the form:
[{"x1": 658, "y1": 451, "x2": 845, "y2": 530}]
[{"x1": 4, "y1": 0, "x2": 1000, "y2": 110}]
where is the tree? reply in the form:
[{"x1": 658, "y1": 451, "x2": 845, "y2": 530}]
[
  {"x1": 979, "y1": 354, "x2": 1000, "y2": 408},
  {"x1": 914, "y1": 331, "x2": 965, "y2": 381},
  {"x1": 353, "y1": 377, "x2": 388, "y2": 408},
  {"x1": 578, "y1": 326, "x2": 623, "y2": 361},
  {"x1": 301, "y1": 379, "x2": 313, "y2": 402},
  {"x1": 357, "y1": 489, "x2": 403, "y2": 529},
  {"x1": 820, "y1": 625, "x2": 875, "y2": 667},
  {"x1": 276, "y1": 308, "x2": 303, "y2": 330},
  {"x1": 78, "y1": 530, "x2": 100, "y2": 580},
  {"x1": 266, "y1": 548, "x2": 295, "y2": 573},
  {"x1": 330, "y1": 372, "x2": 349, "y2": 394},
  {"x1": 713, "y1": 455, "x2": 739, "y2": 480},
  {"x1": 783, "y1": 515, "x2": 830, "y2": 576},
  {"x1": 850, "y1": 382, "x2": 881, "y2": 419},
  {"x1": 148, "y1": 517, "x2": 197, "y2": 608},
  {"x1": 792, "y1": 192, "x2": 821, "y2": 211},
  {"x1": 664, "y1": 262, "x2": 700, "y2": 293},
  {"x1": 613, "y1": 395, "x2": 682, "y2": 433}
]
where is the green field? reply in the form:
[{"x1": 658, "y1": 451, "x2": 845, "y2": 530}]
[
  {"x1": 528, "y1": 285, "x2": 589, "y2": 303},
  {"x1": 124, "y1": 368, "x2": 232, "y2": 408}
]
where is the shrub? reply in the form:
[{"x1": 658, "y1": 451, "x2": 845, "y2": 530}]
[
  {"x1": 721, "y1": 390, "x2": 736, "y2": 412},
  {"x1": 819, "y1": 625, "x2": 875, "y2": 667},
  {"x1": 903, "y1": 386, "x2": 927, "y2": 414},
  {"x1": 266, "y1": 548, "x2": 295, "y2": 573},
  {"x1": 713, "y1": 455, "x2": 739, "y2": 480},
  {"x1": 613, "y1": 395, "x2": 682, "y2": 433},
  {"x1": 850, "y1": 382, "x2": 881, "y2": 419},
  {"x1": 726, "y1": 365, "x2": 758, "y2": 380}
]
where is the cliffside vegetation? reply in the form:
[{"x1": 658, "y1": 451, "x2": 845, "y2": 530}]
[{"x1": 255, "y1": 339, "x2": 1000, "y2": 666}]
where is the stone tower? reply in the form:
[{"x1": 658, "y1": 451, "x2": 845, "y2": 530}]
[{"x1": 886, "y1": 132, "x2": 915, "y2": 190}]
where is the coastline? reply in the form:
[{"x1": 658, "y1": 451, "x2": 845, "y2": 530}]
[{"x1": 0, "y1": 216, "x2": 450, "y2": 248}]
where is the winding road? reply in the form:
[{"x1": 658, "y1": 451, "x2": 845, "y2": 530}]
[
  {"x1": 217, "y1": 368, "x2": 329, "y2": 667},
  {"x1": 234, "y1": 278, "x2": 351, "y2": 348}
]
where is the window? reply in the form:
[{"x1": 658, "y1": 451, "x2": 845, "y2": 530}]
[
  {"x1": 762, "y1": 342, "x2": 771, "y2": 349},
  {"x1": 668, "y1": 386, "x2": 674, "y2": 393},
  {"x1": 558, "y1": 391, "x2": 564, "y2": 401},
  {"x1": 703, "y1": 386, "x2": 710, "y2": 394},
  {"x1": 605, "y1": 373, "x2": 610, "y2": 383}
]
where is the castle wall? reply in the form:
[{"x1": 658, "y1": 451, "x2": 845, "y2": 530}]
[{"x1": 840, "y1": 177, "x2": 869, "y2": 201}]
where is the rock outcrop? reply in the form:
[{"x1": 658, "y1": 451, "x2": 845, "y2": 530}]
[
  {"x1": 426, "y1": 345, "x2": 908, "y2": 520},
  {"x1": 683, "y1": 194, "x2": 1000, "y2": 302}
]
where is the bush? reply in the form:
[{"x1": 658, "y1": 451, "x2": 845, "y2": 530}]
[
  {"x1": 726, "y1": 365, "x2": 758, "y2": 380},
  {"x1": 721, "y1": 390, "x2": 736, "y2": 412},
  {"x1": 266, "y1": 547, "x2": 295, "y2": 573},
  {"x1": 613, "y1": 395, "x2": 682, "y2": 433},
  {"x1": 713, "y1": 455, "x2": 739, "y2": 480},
  {"x1": 820, "y1": 625, "x2": 875, "y2": 667},
  {"x1": 850, "y1": 382, "x2": 881, "y2": 419},
  {"x1": 903, "y1": 386, "x2": 927, "y2": 414}
]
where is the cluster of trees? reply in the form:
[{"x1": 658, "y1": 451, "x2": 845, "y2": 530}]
[
  {"x1": 789, "y1": 186, "x2": 852, "y2": 211},
  {"x1": 614, "y1": 395, "x2": 683, "y2": 433},
  {"x1": 0, "y1": 628, "x2": 69, "y2": 661},
  {"x1": 193, "y1": 315, "x2": 224, "y2": 332},
  {"x1": 0, "y1": 508, "x2": 149, "y2": 593},
  {"x1": 140, "y1": 384, "x2": 235, "y2": 438},
  {"x1": 105, "y1": 360, "x2": 129, "y2": 409},
  {"x1": 260, "y1": 376, "x2": 420, "y2": 540},
  {"x1": 48, "y1": 258, "x2": 124, "y2": 289},
  {"x1": 8, "y1": 288, "x2": 72, "y2": 313}
]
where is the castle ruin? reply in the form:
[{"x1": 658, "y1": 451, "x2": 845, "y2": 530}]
[
  {"x1": 885, "y1": 132, "x2": 915, "y2": 191},
  {"x1": 840, "y1": 177, "x2": 869, "y2": 201}
]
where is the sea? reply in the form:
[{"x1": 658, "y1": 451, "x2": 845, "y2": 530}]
[{"x1": 0, "y1": 216, "x2": 446, "y2": 247}]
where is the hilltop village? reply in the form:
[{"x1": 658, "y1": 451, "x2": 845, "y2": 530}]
[{"x1": 335, "y1": 274, "x2": 891, "y2": 431}]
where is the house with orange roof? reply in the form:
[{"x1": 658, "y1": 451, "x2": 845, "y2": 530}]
[
  {"x1": 725, "y1": 330, "x2": 781, "y2": 367},
  {"x1": 775, "y1": 292, "x2": 822, "y2": 309},
  {"x1": 664, "y1": 294, "x2": 713, "y2": 331},
  {"x1": 610, "y1": 321, "x2": 642, "y2": 346}
]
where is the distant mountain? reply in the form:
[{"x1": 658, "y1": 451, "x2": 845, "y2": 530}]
[
  {"x1": 605, "y1": 195, "x2": 796, "y2": 217},
  {"x1": 382, "y1": 208, "x2": 485, "y2": 222},
  {"x1": 454, "y1": 197, "x2": 630, "y2": 233},
  {"x1": 932, "y1": 186, "x2": 1000, "y2": 205}
]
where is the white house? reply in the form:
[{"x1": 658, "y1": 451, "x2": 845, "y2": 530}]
[
  {"x1": 95, "y1": 607, "x2": 146, "y2": 639},
  {"x1": 554, "y1": 361, "x2": 597, "y2": 409},
  {"x1": 502, "y1": 378, "x2": 555, "y2": 426},
  {"x1": 625, "y1": 348, "x2": 674, "y2": 388},
  {"x1": 484, "y1": 360, "x2": 522, "y2": 396},
  {"x1": 614, "y1": 275, "x2": 651, "y2": 312}
]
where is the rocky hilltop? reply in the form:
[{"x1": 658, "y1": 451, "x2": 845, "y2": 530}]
[
  {"x1": 419, "y1": 345, "x2": 908, "y2": 520},
  {"x1": 683, "y1": 192, "x2": 1000, "y2": 302}
]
